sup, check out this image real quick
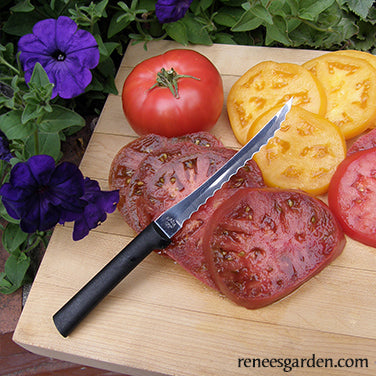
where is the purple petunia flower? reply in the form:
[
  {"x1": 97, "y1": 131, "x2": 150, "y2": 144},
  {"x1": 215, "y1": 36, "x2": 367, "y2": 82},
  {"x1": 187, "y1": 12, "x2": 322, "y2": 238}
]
[
  {"x1": 0, "y1": 155, "x2": 86, "y2": 233},
  {"x1": 18, "y1": 16, "x2": 100, "y2": 99},
  {"x1": 71, "y1": 178, "x2": 119, "y2": 241},
  {"x1": 0, "y1": 131, "x2": 12, "y2": 162},
  {"x1": 155, "y1": 0, "x2": 193, "y2": 23}
]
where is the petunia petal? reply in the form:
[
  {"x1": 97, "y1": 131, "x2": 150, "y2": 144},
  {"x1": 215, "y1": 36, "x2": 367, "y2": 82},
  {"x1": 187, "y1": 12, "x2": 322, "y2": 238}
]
[
  {"x1": 155, "y1": 0, "x2": 193, "y2": 23},
  {"x1": 31, "y1": 18, "x2": 57, "y2": 53},
  {"x1": 51, "y1": 162, "x2": 84, "y2": 196},
  {"x1": 66, "y1": 45, "x2": 100, "y2": 71},
  {"x1": 0, "y1": 184, "x2": 25, "y2": 219},
  {"x1": 9, "y1": 163, "x2": 37, "y2": 189},
  {"x1": 50, "y1": 162, "x2": 87, "y2": 216},
  {"x1": 55, "y1": 16, "x2": 78, "y2": 52},
  {"x1": 47, "y1": 61, "x2": 92, "y2": 98},
  {"x1": 72, "y1": 204, "x2": 107, "y2": 241},
  {"x1": 97, "y1": 190, "x2": 119, "y2": 214},
  {"x1": 20, "y1": 196, "x2": 61, "y2": 233},
  {"x1": 18, "y1": 33, "x2": 50, "y2": 55},
  {"x1": 26, "y1": 154, "x2": 56, "y2": 185},
  {"x1": 64, "y1": 30, "x2": 99, "y2": 66}
]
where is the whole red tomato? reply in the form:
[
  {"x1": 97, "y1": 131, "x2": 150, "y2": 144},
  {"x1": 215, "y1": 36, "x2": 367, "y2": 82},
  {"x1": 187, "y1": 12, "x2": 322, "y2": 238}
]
[{"x1": 121, "y1": 49, "x2": 224, "y2": 137}]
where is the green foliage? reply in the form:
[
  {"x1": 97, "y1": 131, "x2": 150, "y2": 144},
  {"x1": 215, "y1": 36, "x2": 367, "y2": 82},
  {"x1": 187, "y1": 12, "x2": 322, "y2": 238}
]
[{"x1": 0, "y1": 0, "x2": 375, "y2": 294}]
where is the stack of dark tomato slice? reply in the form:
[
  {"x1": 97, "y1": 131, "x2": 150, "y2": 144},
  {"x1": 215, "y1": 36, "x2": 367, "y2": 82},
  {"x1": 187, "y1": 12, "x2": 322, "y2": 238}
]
[{"x1": 110, "y1": 132, "x2": 345, "y2": 308}]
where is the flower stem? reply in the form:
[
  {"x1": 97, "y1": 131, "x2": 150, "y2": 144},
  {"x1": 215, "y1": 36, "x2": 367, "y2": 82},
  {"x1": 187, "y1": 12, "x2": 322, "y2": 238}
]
[
  {"x1": 33, "y1": 130, "x2": 39, "y2": 155},
  {"x1": 0, "y1": 57, "x2": 20, "y2": 75}
]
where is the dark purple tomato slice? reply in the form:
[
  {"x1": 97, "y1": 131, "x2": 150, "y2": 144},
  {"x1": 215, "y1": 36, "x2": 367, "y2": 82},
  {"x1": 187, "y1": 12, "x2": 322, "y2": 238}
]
[
  {"x1": 164, "y1": 159, "x2": 265, "y2": 290},
  {"x1": 204, "y1": 188, "x2": 345, "y2": 308},
  {"x1": 109, "y1": 134, "x2": 168, "y2": 224},
  {"x1": 109, "y1": 132, "x2": 224, "y2": 228},
  {"x1": 347, "y1": 128, "x2": 376, "y2": 155},
  {"x1": 126, "y1": 143, "x2": 233, "y2": 232}
]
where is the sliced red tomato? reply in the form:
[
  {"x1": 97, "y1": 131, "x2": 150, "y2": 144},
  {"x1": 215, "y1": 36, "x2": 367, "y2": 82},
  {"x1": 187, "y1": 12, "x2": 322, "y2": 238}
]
[
  {"x1": 161, "y1": 159, "x2": 265, "y2": 290},
  {"x1": 109, "y1": 133, "x2": 265, "y2": 290},
  {"x1": 109, "y1": 134, "x2": 168, "y2": 224},
  {"x1": 204, "y1": 188, "x2": 345, "y2": 309},
  {"x1": 347, "y1": 128, "x2": 376, "y2": 155},
  {"x1": 328, "y1": 148, "x2": 376, "y2": 247},
  {"x1": 127, "y1": 143, "x2": 235, "y2": 232},
  {"x1": 122, "y1": 49, "x2": 224, "y2": 137},
  {"x1": 109, "y1": 132, "x2": 224, "y2": 228},
  {"x1": 128, "y1": 146, "x2": 265, "y2": 289}
]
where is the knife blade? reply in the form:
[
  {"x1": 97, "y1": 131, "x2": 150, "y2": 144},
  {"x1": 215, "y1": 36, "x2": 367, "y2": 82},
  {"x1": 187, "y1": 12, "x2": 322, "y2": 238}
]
[{"x1": 53, "y1": 98, "x2": 292, "y2": 337}]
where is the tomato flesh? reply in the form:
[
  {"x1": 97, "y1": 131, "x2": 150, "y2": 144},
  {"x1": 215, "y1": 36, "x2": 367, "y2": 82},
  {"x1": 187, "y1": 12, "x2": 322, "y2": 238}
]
[
  {"x1": 328, "y1": 148, "x2": 376, "y2": 247},
  {"x1": 126, "y1": 142, "x2": 233, "y2": 232},
  {"x1": 109, "y1": 132, "x2": 224, "y2": 228},
  {"x1": 303, "y1": 53, "x2": 376, "y2": 139},
  {"x1": 249, "y1": 105, "x2": 346, "y2": 195},
  {"x1": 227, "y1": 61, "x2": 326, "y2": 145},
  {"x1": 347, "y1": 128, "x2": 376, "y2": 155},
  {"x1": 161, "y1": 159, "x2": 265, "y2": 290},
  {"x1": 204, "y1": 188, "x2": 345, "y2": 308}
]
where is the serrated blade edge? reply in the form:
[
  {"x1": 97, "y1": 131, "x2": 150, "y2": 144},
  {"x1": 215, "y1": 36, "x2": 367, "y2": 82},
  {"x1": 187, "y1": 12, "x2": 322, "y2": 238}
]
[{"x1": 154, "y1": 98, "x2": 292, "y2": 239}]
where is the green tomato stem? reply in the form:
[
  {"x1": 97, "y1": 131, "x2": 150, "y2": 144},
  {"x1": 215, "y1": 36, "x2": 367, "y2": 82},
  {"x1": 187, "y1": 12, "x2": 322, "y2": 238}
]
[{"x1": 149, "y1": 67, "x2": 200, "y2": 99}]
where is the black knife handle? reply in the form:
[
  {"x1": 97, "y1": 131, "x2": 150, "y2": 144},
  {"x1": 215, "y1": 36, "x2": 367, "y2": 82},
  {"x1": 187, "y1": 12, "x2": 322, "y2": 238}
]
[{"x1": 53, "y1": 222, "x2": 171, "y2": 337}]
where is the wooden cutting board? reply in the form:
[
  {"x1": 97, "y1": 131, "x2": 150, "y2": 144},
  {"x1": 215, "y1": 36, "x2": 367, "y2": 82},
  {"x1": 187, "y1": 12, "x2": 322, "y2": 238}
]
[{"x1": 13, "y1": 40, "x2": 376, "y2": 376}]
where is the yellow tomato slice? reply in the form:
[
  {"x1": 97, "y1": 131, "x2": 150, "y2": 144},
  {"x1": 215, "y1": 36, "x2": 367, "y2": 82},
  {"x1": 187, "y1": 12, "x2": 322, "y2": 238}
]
[
  {"x1": 303, "y1": 53, "x2": 376, "y2": 139},
  {"x1": 249, "y1": 106, "x2": 346, "y2": 195},
  {"x1": 332, "y1": 50, "x2": 376, "y2": 70},
  {"x1": 227, "y1": 61, "x2": 327, "y2": 145}
]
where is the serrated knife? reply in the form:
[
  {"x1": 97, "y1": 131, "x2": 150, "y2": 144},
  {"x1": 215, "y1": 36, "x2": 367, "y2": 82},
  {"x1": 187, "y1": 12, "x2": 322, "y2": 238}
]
[{"x1": 53, "y1": 98, "x2": 292, "y2": 337}]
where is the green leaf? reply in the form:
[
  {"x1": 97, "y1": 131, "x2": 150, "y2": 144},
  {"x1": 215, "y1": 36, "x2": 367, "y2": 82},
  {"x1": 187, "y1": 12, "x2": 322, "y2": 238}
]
[
  {"x1": 94, "y1": 59, "x2": 119, "y2": 95},
  {"x1": 0, "y1": 199, "x2": 20, "y2": 224},
  {"x1": 213, "y1": 7, "x2": 244, "y2": 27},
  {"x1": 218, "y1": 0, "x2": 245, "y2": 6},
  {"x1": 346, "y1": 0, "x2": 373, "y2": 20},
  {"x1": 21, "y1": 104, "x2": 40, "y2": 124},
  {"x1": 0, "y1": 272, "x2": 15, "y2": 294},
  {"x1": 182, "y1": 16, "x2": 213, "y2": 45},
  {"x1": 298, "y1": 0, "x2": 335, "y2": 22},
  {"x1": 265, "y1": 16, "x2": 291, "y2": 45},
  {"x1": 286, "y1": 0, "x2": 300, "y2": 15},
  {"x1": 107, "y1": 11, "x2": 131, "y2": 38},
  {"x1": 95, "y1": 33, "x2": 112, "y2": 60},
  {"x1": 2, "y1": 223, "x2": 28, "y2": 253},
  {"x1": 191, "y1": 0, "x2": 214, "y2": 14},
  {"x1": 10, "y1": 0, "x2": 34, "y2": 12},
  {"x1": 250, "y1": 3, "x2": 273, "y2": 25},
  {"x1": 102, "y1": 42, "x2": 120, "y2": 59},
  {"x1": 164, "y1": 21, "x2": 189, "y2": 45},
  {"x1": 0, "y1": 111, "x2": 36, "y2": 140},
  {"x1": 3, "y1": 250, "x2": 30, "y2": 293},
  {"x1": 2, "y1": 11, "x2": 43, "y2": 36},
  {"x1": 351, "y1": 21, "x2": 376, "y2": 51},
  {"x1": 231, "y1": 9, "x2": 264, "y2": 32},
  {"x1": 38, "y1": 105, "x2": 85, "y2": 133},
  {"x1": 24, "y1": 132, "x2": 61, "y2": 161},
  {"x1": 189, "y1": 0, "x2": 213, "y2": 16},
  {"x1": 94, "y1": 0, "x2": 108, "y2": 16},
  {"x1": 138, "y1": 0, "x2": 156, "y2": 11},
  {"x1": 29, "y1": 63, "x2": 51, "y2": 86},
  {"x1": 213, "y1": 32, "x2": 237, "y2": 45}
]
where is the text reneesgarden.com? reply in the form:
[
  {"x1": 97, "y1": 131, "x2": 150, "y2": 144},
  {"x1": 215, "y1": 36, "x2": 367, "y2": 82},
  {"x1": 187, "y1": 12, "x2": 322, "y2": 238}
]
[{"x1": 238, "y1": 354, "x2": 369, "y2": 372}]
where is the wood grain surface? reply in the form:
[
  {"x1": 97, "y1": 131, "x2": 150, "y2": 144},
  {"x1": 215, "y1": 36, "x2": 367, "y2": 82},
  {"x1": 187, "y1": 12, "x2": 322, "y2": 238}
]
[{"x1": 13, "y1": 40, "x2": 376, "y2": 376}]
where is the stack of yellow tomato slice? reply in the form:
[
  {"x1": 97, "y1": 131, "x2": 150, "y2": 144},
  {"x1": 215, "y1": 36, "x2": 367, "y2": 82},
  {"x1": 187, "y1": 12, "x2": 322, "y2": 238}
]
[{"x1": 227, "y1": 50, "x2": 376, "y2": 195}]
